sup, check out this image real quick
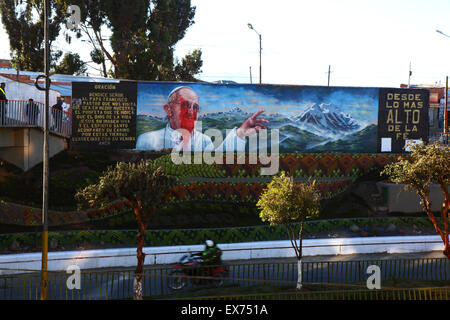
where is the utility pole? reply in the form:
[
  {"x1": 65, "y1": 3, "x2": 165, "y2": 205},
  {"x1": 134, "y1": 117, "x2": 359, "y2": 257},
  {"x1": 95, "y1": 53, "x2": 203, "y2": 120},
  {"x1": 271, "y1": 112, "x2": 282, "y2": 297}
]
[
  {"x1": 408, "y1": 62, "x2": 412, "y2": 88},
  {"x1": 40, "y1": 0, "x2": 50, "y2": 300},
  {"x1": 446, "y1": 76, "x2": 448, "y2": 143},
  {"x1": 259, "y1": 33, "x2": 262, "y2": 85},
  {"x1": 327, "y1": 65, "x2": 331, "y2": 87},
  {"x1": 248, "y1": 23, "x2": 262, "y2": 84}
]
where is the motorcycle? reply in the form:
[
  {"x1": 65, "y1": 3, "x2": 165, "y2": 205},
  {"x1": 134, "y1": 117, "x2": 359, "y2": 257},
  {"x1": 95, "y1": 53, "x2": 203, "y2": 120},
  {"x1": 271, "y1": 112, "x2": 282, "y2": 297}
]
[{"x1": 168, "y1": 253, "x2": 229, "y2": 290}]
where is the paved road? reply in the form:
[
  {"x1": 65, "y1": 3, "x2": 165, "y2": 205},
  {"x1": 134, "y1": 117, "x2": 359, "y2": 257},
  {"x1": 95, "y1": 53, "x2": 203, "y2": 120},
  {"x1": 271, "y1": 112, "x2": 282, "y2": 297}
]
[{"x1": 0, "y1": 251, "x2": 448, "y2": 300}]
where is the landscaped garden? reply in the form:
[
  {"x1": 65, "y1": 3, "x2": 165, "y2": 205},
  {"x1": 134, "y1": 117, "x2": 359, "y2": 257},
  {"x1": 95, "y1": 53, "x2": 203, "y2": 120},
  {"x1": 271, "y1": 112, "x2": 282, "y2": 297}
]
[{"x1": 0, "y1": 149, "x2": 442, "y2": 254}]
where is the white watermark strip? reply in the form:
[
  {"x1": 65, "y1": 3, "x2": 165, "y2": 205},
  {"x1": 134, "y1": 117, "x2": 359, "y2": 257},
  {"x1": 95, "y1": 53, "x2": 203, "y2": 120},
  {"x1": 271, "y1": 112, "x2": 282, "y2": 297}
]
[{"x1": 169, "y1": 124, "x2": 280, "y2": 176}]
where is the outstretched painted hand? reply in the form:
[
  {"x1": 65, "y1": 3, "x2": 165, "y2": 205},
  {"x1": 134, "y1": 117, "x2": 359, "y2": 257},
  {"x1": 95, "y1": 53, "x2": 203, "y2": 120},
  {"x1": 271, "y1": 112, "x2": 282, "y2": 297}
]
[{"x1": 236, "y1": 109, "x2": 270, "y2": 139}]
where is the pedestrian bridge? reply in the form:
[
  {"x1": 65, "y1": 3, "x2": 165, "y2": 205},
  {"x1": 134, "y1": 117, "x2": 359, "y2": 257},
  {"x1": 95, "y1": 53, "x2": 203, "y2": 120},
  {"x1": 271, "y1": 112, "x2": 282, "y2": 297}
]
[{"x1": 0, "y1": 100, "x2": 70, "y2": 171}]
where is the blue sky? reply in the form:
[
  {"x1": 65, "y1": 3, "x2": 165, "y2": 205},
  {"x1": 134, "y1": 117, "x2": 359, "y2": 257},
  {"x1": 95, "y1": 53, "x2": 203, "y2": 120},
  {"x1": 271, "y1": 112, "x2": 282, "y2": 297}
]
[
  {"x1": 172, "y1": 0, "x2": 450, "y2": 87},
  {"x1": 137, "y1": 82, "x2": 378, "y2": 127},
  {"x1": 2, "y1": 0, "x2": 450, "y2": 88}
]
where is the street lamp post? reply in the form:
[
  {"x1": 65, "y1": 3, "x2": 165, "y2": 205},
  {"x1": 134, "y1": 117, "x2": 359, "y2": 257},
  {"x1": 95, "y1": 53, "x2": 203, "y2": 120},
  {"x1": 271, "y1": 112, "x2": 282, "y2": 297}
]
[
  {"x1": 436, "y1": 29, "x2": 450, "y2": 38},
  {"x1": 436, "y1": 30, "x2": 449, "y2": 143},
  {"x1": 248, "y1": 23, "x2": 262, "y2": 84}
]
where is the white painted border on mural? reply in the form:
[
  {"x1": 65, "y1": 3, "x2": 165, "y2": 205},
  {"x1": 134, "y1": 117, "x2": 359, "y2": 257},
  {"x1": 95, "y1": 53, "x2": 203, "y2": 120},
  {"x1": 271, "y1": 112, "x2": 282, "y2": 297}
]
[{"x1": 0, "y1": 235, "x2": 443, "y2": 275}]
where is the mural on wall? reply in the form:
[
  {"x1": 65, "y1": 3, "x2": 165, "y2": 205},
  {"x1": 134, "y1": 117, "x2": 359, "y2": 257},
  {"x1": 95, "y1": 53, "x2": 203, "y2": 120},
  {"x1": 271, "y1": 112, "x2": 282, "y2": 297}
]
[
  {"x1": 71, "y1": 81, "x2": 429, "y2": 153},
  {"x1": 378, "y1": 88, "x2": 429, "y2": 153},
  {"x1": 136, "y1": 83, "x2": 380, "y2": 153},
  {"x1": 71, "y1": 81, "x2": 137, "y2": 150}
]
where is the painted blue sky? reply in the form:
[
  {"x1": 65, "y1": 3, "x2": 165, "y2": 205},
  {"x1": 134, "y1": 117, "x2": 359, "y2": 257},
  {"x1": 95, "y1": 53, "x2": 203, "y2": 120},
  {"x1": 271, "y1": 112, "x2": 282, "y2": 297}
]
[{"x1": 137, "y1": 82, "x2": 379, "y2": 127}]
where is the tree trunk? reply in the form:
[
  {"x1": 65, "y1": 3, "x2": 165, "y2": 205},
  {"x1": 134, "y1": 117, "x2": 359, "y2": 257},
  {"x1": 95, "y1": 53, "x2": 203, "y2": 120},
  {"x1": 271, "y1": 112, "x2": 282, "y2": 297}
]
[
  {"x1": 439, "y1": 184, "x2": 450, "y2": 259},
  {"x1": 133, "y1": 205, "x2": 147, "y2": 300},
  {"x1": 423, "y1": 196, "x2": 445, "y2": 240},
  {"x1": 92, "y1": 27, "x2": 118, "y2": 77},
  {"x1": 423, "y1": 193, "x2": 449, "y2": 260},
  {"x1": 296, "y1": 259, "x2": 303, "y2": 290},
  {"x1": 134, "y1": 223, "x2": 146, "y2": 300},
  {"x1": 133, "y1": 275, "x2": 143, "y2": 300},
  {"x1": 296, "y1": 216, "x2": 305, "y2": 290}
]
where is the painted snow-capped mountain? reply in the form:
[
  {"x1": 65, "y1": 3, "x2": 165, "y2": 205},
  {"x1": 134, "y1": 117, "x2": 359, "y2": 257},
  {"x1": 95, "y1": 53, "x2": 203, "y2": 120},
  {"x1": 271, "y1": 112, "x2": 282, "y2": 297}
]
[
  {"x1": 136, "y1": 104, "x2": 376, "y2": 152},
  {"x1": 198, "y1": 106, "x2": 251, "y2": 119},
  {"x1": 198, "y1": 104, "x2": 361, "y2": 137},
  {"x1": 291, "y1": 103, "x2": 361, "y2": 137}
]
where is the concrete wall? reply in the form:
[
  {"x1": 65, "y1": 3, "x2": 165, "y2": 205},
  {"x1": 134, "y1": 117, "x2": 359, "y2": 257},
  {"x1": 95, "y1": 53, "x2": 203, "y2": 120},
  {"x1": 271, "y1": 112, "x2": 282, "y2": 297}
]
[
  {"x1": 377, "y1": 182, "x2": 449, "y2": 213},
  {"x1": 0, "y1": 127, "x2": 15, "y2": 147},
  {"x1": 0, "y1": 235, "x2": 442, "y2": 275},
  {"x1": 0, "y1": 127, "x2": 65, "y2": 171}
]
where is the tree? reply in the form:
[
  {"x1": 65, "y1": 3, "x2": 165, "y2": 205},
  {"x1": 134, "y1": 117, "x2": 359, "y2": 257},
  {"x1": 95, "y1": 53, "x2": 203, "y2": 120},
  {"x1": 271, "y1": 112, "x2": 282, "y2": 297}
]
[
  {"x1": 53, "y1": 52, "x2": 87, "y2": 75},
  {"x1": 75, "y1": 160, "x2": 176, "y2": 299},
  {"x1": 381, "y1": 142, "x2": 450, "y2": 259},
  {"x1": 256, "y1": 172, "x2": 321, "y2": 290},
  {"x1": 174, "y1": 49, "x2": 202, "y2": 82},
  {"x1": 60, "y1": 0, "x2": 202, "y2": 80},
  {"x1": 0, "y1": 0, "x2": 65, "y2": 72}
]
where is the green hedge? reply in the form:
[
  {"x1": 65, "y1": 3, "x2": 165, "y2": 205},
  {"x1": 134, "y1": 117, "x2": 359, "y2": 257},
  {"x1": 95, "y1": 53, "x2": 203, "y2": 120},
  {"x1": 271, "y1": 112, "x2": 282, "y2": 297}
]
[{"x1": 0, "y1": 217, "x2": 436, "y2": 250}]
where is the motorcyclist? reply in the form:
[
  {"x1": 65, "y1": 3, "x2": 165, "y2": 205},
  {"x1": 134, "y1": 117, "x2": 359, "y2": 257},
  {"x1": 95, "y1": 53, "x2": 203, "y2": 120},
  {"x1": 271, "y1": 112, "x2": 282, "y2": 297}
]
[
  {"x1": 192, "y1": 240, "x2": 222, "y2": 282},
  {"x1": 201, "y1": 240, "x2": 222, "y2": 266},
  {"x1": 193, "y1": 240, "x2": 222, "y2": 268},
  {"x1": 169, "y1": 240, "x2": 227, "y2": 290}
]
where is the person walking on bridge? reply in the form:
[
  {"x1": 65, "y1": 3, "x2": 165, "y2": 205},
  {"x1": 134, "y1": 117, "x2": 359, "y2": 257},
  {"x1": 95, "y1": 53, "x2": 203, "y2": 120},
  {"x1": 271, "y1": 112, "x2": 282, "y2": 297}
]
[
  {"x1": 51, "y1": 96, "x2": 63, "y2": 131},
  {"x1": 26, "y1": 98, "x2": 40, "y2": 125},
  {"x1": 0, "y1": 82, "x2": 7, "y2": 125}
]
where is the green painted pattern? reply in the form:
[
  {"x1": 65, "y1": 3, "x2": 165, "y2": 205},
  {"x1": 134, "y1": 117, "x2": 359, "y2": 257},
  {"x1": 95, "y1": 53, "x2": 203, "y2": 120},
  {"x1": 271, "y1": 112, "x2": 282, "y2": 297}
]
[{"x1": 0, "y1": 217, "x2": 436, "y2": 250}]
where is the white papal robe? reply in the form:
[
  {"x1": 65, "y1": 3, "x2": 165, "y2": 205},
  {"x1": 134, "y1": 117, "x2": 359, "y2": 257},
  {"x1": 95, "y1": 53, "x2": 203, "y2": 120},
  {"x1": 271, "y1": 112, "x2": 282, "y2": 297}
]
[{"x1": 135, "y1": 123, "x2": 246, "y2": 152}]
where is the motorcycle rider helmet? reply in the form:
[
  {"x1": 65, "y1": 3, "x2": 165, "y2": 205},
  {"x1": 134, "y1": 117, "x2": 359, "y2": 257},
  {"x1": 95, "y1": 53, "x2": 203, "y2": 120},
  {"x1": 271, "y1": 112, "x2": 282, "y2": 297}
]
[{"x1": 205, "y1": 240, "x2": 215, "y2": 248}]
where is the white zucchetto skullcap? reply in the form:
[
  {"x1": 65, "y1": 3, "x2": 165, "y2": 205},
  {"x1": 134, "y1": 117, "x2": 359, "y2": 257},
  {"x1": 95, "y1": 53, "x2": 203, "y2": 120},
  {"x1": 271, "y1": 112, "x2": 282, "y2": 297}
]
[{"x1": 167, "y1": 86, "x2": 194, "y2": 101}]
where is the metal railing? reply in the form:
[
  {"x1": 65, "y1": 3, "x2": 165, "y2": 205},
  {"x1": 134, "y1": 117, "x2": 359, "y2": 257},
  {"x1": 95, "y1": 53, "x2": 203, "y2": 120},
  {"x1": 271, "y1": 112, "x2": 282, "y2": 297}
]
[
  {"x1": 0, "y1": 100, "x2": 71, "y2": 137},
  {"x1": 0, "y1": 257, "x2": 448, "y2": 300},
  {"x1": 198, "y1": 287, "x2": 450, "y2": 300},
  {"x1": 429, "y1": 131, "x2": 449, "y2": 144}
]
